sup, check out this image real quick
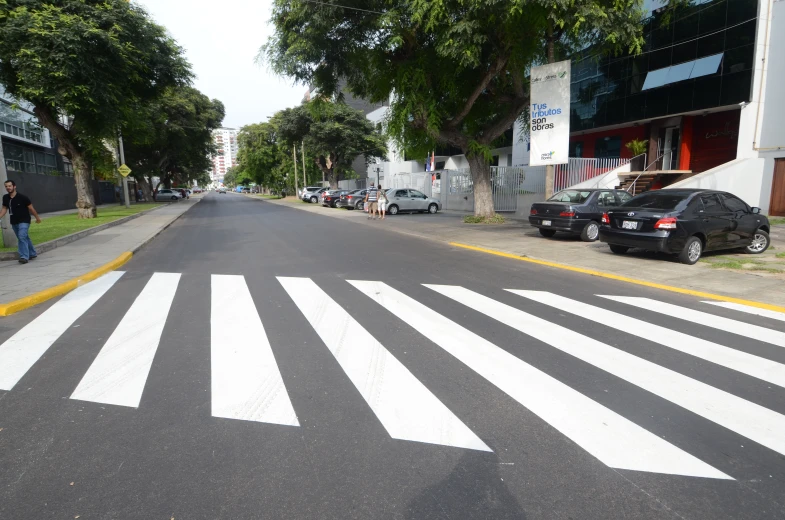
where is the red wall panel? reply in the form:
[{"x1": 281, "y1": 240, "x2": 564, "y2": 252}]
[{"x1": 689, "y1": 110, "x2": 740, "y2": 173}]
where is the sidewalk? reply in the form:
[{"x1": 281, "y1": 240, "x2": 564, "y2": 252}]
[
  {"x1": 0, "y1": 198, "x2": 200, "y2": 309},
  {"x1": 262, "y1": 196, "x2": 785, "y2": 307}
]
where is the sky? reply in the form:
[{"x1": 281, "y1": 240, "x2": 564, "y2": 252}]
[{"x1": 136, "y1": 0, "x2": 306, "y2": 129}]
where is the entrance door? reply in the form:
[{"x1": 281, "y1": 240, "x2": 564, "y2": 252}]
[
  {"x1": 770, "y1": 159, "x2": 785, "y2": 216},
  {"x1": 662, "y1": 127, "x2": 681, "y2": 170}
]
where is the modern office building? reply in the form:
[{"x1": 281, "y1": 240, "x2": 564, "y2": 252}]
[{"x1": 211, "y1": 127, "x2": 238, "y2": 181}]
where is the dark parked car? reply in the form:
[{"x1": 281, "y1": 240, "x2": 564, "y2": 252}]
[
  {"x1": 529, "y1": 189, "x2": 634, "y2": 242},
  {"x1": 336, "y1": 189, "x2": 367, "y2": 210},
  {"x1": 322, "y1": 189, "x2": 349, "y2": 208},
  {"x1": 599, "y1": 189, "x2": 770, "y2": 265}
]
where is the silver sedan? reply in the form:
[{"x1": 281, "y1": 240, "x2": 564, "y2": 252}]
[{"x1": 384, "y1": 188, "x2": 441, "y2": 215}]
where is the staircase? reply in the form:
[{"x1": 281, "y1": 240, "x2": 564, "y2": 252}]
[{"x1": 616, "y1": 170, "x2": 691, "y2": 195}]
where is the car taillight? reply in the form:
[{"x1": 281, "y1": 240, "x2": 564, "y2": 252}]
[
  {"x1": 347, "y1": 195, "x2": 353, "y2": 199},
  {"x1": 601, "y1": 213, "x2": 610, "y2": 224},
  {"x1": 654, "y1": 217, "x2": 677, "y2": 230},
  {"x1": 530, "y1": 209, "x2": 537, "y2": 215},
  {"x1": 559, "y1": 211, "x2": 575, "y2": 217}
]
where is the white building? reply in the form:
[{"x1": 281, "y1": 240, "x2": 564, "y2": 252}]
[{"x1": 210, "y1": 127, "x2": 238, "y2": 181}]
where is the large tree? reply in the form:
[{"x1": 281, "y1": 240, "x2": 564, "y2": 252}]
[
  {"x1": 263, "y1": 0, "x2": 646, "y2": 216},
  {"x1": 273, "y1": 101, "x2": 386, "y2": 189},
  {"x1": 122, "y1": 86, "x2": 225, "y2": 198},
  {"x1": 0, "y1": 0, "x2": 191, "y2": 218}
]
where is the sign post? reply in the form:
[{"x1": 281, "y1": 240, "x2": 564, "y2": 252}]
[
  {"x1": 118, "y1": 135, "x2": 131, "y2": 208},
  {"x1": 529, "y1": 60, "x2": 571, "y2": 197}
]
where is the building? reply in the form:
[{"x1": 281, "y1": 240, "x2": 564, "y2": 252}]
[
  {"x1": 512, "y1": 0, "x2": 784, "y2": 214},
  {"x1": 210, "y1": 127, "x2": 239, "y2": 182}
]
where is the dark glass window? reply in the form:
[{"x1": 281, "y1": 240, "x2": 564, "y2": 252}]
[
  {"x1": 699, "y1": 1, "x2": 728, "y2": 35},
  {"x1": 724, "y1": 20, "x2": 757, "y2": 49},
  {"x1": 569, "y1": 141, "x2": 584, "y2": 158},
  {"x1": 720, "y1": 69, "x2": 753, "y2": 104},
  {"x1": 726, "y1": 0, "x2": 757, "y2": 25},
  {"x1": 692, "y1": 75, "x2": 722, "y2": 109},
  {"x1": 668, "y1": 81, "x2": 695, "y2": 114},
  {"x1": 671, "y1": 40, "x2": 698, "y2": 64},
  {"x1": 720, "y1": 194, "x2": 749, "y2": 212},
  {"x1": 700, "y1": 194, "x2": 725, "y2": 213},
  {"x1": 723, "y1": 45, "x2": 753, "y2": 74},
  {"x1": 697, "y1": 31, "x2": 725, "y2": 58},
  {"x1": 594, "y1": 136, "x2": 622, "y2": 158},
  {"x1": 623, "y1": 192, "x2": 690, "y2": 210}
]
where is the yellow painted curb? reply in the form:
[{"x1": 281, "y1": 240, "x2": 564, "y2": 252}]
[
  {"x1": 449, "y1": 242, "x2": 785, "y2": 314},
  {"x1": 0, "y1": 252, "x2": 133, "y2": 317}
]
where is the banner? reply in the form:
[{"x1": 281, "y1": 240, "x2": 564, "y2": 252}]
[{"x1": 529, "y1": 60, "x2": 571, "y2": 166}]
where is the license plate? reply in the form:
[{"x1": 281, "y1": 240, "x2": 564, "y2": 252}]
[
  {"x1": 542, "y1": 220, "x2": 551, "y2": 226},
  {"x1": 622, "y1": 220, "x2": 637, "y2": 230}
]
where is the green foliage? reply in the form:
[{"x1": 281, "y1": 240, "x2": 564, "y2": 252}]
[
  {"x1": 262, "y1": 0, "x2": 646, "y2": 215},
  {"x1": 625, "y1": 139, "x2": 649, "y2": 157},
  {"x1": 463, "y1": 214, "x2": 506, "y2": 224}
]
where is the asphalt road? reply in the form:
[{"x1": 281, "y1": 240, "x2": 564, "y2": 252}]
[{"x1": 1, "y1": 192, "x2": 784, "y2": 520}]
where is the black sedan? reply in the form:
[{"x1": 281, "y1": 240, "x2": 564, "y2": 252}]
[
  {"x1": 336, "y1": 189, "x2": 367, "y2": 210},
  {"x1": 321, "y1": 190, "x2": 349, "y2": 208},
  {"x1": 599, "y1": 189, "x2": 771, "y2": 265},
  {"x1": 529, "y1": 189, "x2": 634, "y2": 242}
]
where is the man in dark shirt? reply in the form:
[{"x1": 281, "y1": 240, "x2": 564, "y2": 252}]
[{"x1": 0, "y1": 180, "x2": 42, "y2": 264}]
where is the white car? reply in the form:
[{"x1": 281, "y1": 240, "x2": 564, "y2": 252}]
[
  {"x1": 155, "y1": 189, "x2": 182, "y2": 201},
  {"x1": 218, "y1": 187, "x2": 227, "y2": 194}
]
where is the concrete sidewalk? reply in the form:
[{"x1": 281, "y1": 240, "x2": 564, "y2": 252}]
[
  {"x1": 261, "y1": 196, "x2": 785, "y2": 307},
  {"x1": 0, "y1": 198, "x2": 200, "y2": 307}
]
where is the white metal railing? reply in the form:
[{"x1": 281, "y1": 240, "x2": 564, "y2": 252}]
[{"x1": 553, "y1": 157, "x2": 631, "y2": 192}]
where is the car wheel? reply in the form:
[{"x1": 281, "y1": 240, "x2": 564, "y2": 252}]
[
  {"x1": 310, "y1": 196, "x2": 318, "y2": 203},
  {"x1": 388, "y1": 204, "x2": 399, "y2": 215},
  {"x1": 679, "y1": 236, "x2": 702, "y2": 265},
  {"x1": 171, "y1": 196, "x2": 178, "y2": 201},
  {"x1": 580, "y1": 221, "x2": 600, "y2": 242},
  {"x1": 538, "y1": 228, "x2": 556, "y2": 238},
  {"x1": 609, "y1": 244, "x2": 629, "y2": 255},
  {"x1": 356, "y1": 202, "x2": 364, "y2": 211},
  {"x1": 745, "y1": 229, "x2": 770, "y2": 254},
  {"x1": 428, "y1": 203, "x2": 438, "y2": 214}
]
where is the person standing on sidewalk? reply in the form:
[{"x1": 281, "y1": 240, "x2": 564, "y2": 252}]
[
  {"x1": 377, "y1": 186, "x2": 387, "y2": 219},
  {"x1": 0, "y1": 180, "x2": 42, "y2": 264},
  {"x1": 365, "y1": 183, "x2": 379, "y2": 220}
]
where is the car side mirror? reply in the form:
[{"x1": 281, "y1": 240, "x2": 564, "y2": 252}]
[{"x1": 751, "y1": 207, "x2": 761, "y2": 214}]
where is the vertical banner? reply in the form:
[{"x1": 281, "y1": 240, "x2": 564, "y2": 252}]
[{"x1": 529, "y1": 60, "x2": 571, "y2": 166}]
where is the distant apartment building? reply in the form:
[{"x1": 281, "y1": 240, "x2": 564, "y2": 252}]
[{"x1": 210, "y1": 127, "x2": 239, "y2": 182}]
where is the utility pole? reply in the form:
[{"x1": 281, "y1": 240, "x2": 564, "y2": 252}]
[
  {"x1": 293, "y1": 144, "x2": 298, "y2": 197},
  {"x1": 0, "y1": 144, "x2": 18, "y2": 248},
  {"x1": 301, "y1": 141, "x2": 306, "y2": 188},
  {"x1": 118, "y1": 134, "x2": 130, "y2": 208}
]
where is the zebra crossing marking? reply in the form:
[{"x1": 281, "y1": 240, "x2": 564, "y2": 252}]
[
  {"x1": 350, "y1": 280, "x2": 730, "y2": 479},
  {"x1": 278, "y1": 276, "x2": 491, "y2": 452},
  {"x1": 210, "y1": 275, "x2": 298, "y2": 426},
  {"x1": 427, "y1": 285, "x2": 785, "y2": 459},
  {"x1": 511, "y1": 290, "x2": 785, "y2": 388},
  {"x1": 702, "y1": 301, "x2": 785, "y2": 323},
  {"x1": 71, "y1": 273, "x2": 181, "y2": 407},
  {"x1": 601, "y1": 296, "x2": 785, "y2": 348},
  {"x1": 0, "y1": 271, "x2": 125, "y2": 391}
]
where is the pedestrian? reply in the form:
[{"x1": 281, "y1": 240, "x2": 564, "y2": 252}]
[
  {"x1": 365, "y1": 183, "x2": 379, "y2": 220},
  {"x1": 0, "y1": 180, "x2": 41, "y2": 264},
  {"x1": 137, "y1": 188, "x2": 144, "y2": 202},
  {"x1": 378, "y1": 185, "x2": 387, "y2": 219}
]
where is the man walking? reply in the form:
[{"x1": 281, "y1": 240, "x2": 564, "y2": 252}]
[
  {"x1": 0, "y1": 180, "x2": 41, "y2": 264},
  {"x1": 365, "y1": 183, "x2": 379, "y2": 220}
]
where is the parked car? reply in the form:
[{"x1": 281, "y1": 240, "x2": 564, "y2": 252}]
[
  {"x1": 155, "y1": 189, "x2": 182, "y2": 201},
  {"x1": 337, "y1": 189, "x2": 367, "y2": 210},
  {"x1": 242, "y1": 187, "x2": 251, "y2": 193},
  {"x1": 529, "y1": 189, "x2": 634, "y2": 242},
  {"x1": 192, "y1": 187, "x2": 203, "y2": 194},
  {"x1": 599, "y1": 189, "x2": 770, "y2": 265},
  {"x1": 385, "y1": 188, "x2": 441, "y2": 215},
  {"x1": 302, "y1": 186, "x2": 328, "y2": 203},
  {"x1": 218, "y1": 187, "x2": 227, "y2": 194},
  {"x1": 322, "y1": 189, "x2": 349, "y2": 208}
]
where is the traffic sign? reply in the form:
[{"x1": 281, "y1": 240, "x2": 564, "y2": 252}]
[{"x1": 118, "y1": 164, "x2": 132, "y2": 177}]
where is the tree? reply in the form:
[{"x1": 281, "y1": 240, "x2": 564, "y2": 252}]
[
  {"x1": 122, "y1": 86, "x2": 225, "y2": 198},
  {"x1": 0, "y1": 0, "x2": 191, "y2": 217},
  {"x1": 263, "y1": 0, "x2": 646, "y2": 217},
  {"x1": 273, "y1": 102, "x2": 386, "y2": 189},
  {"x1": 236, "y1": 122, "x2": 283, "y2": 189}
]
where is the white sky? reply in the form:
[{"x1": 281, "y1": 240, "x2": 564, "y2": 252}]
[{"x1": 136, "y1": 0, "x2": 306, "y2": 129}]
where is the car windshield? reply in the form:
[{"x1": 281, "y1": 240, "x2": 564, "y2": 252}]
[
  {"x1": 548, "y1": 190, "x2": 591, "y2": 203},
  {"x1": 622, "y1": 192, "x2": 689, "y2": 210}
]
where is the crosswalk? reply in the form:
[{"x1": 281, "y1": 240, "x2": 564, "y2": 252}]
[{"x1": 1, "y1": 271, "x2": 784, "y2": 481}]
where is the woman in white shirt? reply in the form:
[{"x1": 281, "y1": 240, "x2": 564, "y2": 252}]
[{"x1": 378, "y1": 186, "x2": 387, "y2": 219}]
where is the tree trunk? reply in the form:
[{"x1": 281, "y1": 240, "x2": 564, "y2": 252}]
[
  {"x1": 467, "y1": 153, "x2": 494, "y2": 218},
  {"x1": 137, "y1": 175, "x2": 154, "y2": 201}
]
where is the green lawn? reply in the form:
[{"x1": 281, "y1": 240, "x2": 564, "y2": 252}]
[
  {"x1": 256, "y1": 194, "x2": 282, "y2": 199},
  {"x1": 1, "y1": 203, "x2": 163, "y2": 251},
  {"x1": 769, "y1": 217, "x2": 785, "y2": 226}
]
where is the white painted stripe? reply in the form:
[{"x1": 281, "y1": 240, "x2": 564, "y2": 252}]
[
  {"x1": 0, "y1": 271, "x2": 125, "y2": 391},
  {"x1": 350, "y1": 281, "x2": 729, "y2": 479},
  {"x1": 210, "y1": 275, "x2": 298, "y2": 426},
  {"x1": 510, "y1": 291, "x2": 785, "y2": 389},
  {"x1": 702, "y1": 301, "x2": 785, "y2": 323},
  {"x1": 427, "y1": 284, "x2": 785, "y2": 460},
  {"x1": 600, "y1": 296, "x2": 785, "y2": 348},
  {"x1": 278, "y1": 277, "x2": 490, "y2": 452},
  {"x1": 71, "y1": 273, "x2": 180, "y2": 407}
]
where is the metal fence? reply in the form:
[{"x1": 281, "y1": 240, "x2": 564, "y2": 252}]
[
  {"x1": 553, "y1": 157, "x2": 630, "y2": 192},
  {"x1": 389, "y1": 172, "x2": 432, "y2": 197},
  {"x1": 337, "y1": 178, "x2": 367, "y2": 191}
]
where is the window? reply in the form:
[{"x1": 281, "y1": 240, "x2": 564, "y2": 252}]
[
  {"x1": 622, "y1": 192, "x2": 689, "y2": 210},
  {"x1": 642, "y1": 53, "x2": 723, "y2": 91},
  {"x1": 616, "y1": 191, "x2": 634, "y2": 205},
  {"x1": 394, "y1": 190, "x2": 408, "y2": 198},
  {"x1": 549, "y1": 190, "x2": 592, "y2": 203},
  {"x1": 597, "y1": 191, "x2": 618, "y2": 206},
  {"x1": 569, "y1": 141, "x2": 584, "y2": 158},
  {"x1": 594, "y1": 136, "x2": 622, "y2": 158},
  {"x1": 410, "y1": 190, "x2": 426, "y2": 199},
  {"x1": 700, "y1": 194, "x2": 725, "y2": 213},
  {"x1": 720, "y1": 194, "x2": 748, "y2": 212}
]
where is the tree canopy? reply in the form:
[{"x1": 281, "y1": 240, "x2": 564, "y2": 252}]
[
  {"x1": 0, "y1": 0, "x2": 192, "y2": 217},
  {"x1": 263, "y1": 0, "x2": 647, "y2": 216}
]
